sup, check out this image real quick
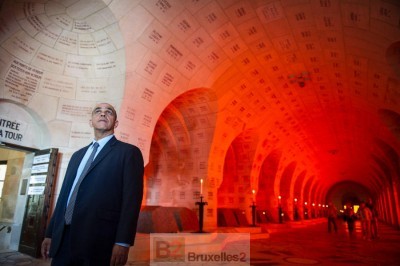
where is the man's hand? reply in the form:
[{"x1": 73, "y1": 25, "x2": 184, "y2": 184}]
[
  {"x1": 41, "y1": 238, "x2": 51, "y2": 259},
  {"x1": 110, "y1": 244, "x2": 129, "y2": 266}
]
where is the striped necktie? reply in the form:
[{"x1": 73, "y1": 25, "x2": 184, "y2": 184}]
[{"x1": 65, "y1": 142, "x2": 99, "y2": 224}]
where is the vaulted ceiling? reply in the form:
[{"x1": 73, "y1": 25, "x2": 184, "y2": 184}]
[{"x1": 1, "y1": 0, "x2": 399, "y2": 207}]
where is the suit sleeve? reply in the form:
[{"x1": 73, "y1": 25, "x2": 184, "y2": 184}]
[{"x1": 115, "y1": 145, "x2": 144, "y2": 245}]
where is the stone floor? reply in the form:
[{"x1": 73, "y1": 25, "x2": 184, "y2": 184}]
[
  {"x1": 250, "y1": 220, "x2": 400, "y2": 265},
  {"x1": 1, "y1": 219, "x2": 399, "y2": 265}
]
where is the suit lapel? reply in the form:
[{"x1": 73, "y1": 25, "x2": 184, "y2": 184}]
[
  {"x1": 86, "y1": 136, "x2": 117, "y2": 173},
  {"x1": 63, "y1": 144, "x2": 90, "y2": 197}
]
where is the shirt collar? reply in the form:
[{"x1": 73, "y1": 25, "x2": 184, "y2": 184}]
[{"x1": 91, "y1": 134, "x2": 114, "y2": 149}]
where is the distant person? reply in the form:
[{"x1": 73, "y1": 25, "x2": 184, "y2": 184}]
[
  {"x1": 366, "y1": 197, "x2": 379, "y2": 239},
  {"x1": 358, "y1": 201, "x2": 372, "y2": 240},
  {"x1": 41, "y1": 103, "x2": 144, "y2": 265},
  {"x1": 343, "y1": 203, "x2": 356, "y2": 236},
  {"x1": 327, "y1": 202, "x2": 338, "y2": 233}
]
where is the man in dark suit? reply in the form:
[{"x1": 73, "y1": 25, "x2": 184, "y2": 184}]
[{"x1": 41, "y1": 103, "x2": 144, "y2": 266}]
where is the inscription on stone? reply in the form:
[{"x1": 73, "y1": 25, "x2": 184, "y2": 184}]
[
  {"x1": 26, "y1": 15, "x2": 46, "y2": 33},
  {"x1": 5, "y1": 60, "x2": 43, "y2": 103},
  {"x1": 166, "y1": 45, "x2": 183, "y2": 61},
  {"x1": 36, "y1": 50, "x2": 64, "y2": 67},
  {"x1": 258, "y1": 3, "x2": 283, "y2": 22},
  {"x1": 156, "y1": 0, "x2": 172, "y2": 13},
  {"x1": 160, "y1": 72, "x2": 174, "y2": 87},
  {"x1": 74, "y1": 20, "x2": 93, "y2": 32},
  {"x1": 142, "y1": 114, "x2": 152, "y2": 127},
  {"x1": 57, "y1": 101, "x2": 92, "y2": 122},
  {"x1": 56, "y1": 32, "x2": 78, "y2": 52},
  {"x1": 144, "y1": 60, "x2": 158, "y2": 76},
  {"x1": 41, "y1": 74, "x2": 75, "y2": 98},
  {"x1": 53, "y1": 14, "x2": 73, "y2": 29},
  {"x1": 141, "y1": 88, "x2": 154, "y2": 102},
  {"x1": 125, "y1": 106, "x2": 136, "y2": 121},
  {"x1": 61, "y1": 105, "x2": 90, "y2": 117},
  {"x1": 149, "y1": 30, "x2": 163, "y2": 44}
]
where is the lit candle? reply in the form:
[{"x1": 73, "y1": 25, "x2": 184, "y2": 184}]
[
  {"x1": 200, "y1": 179, "x2": 203, "y2": 196},
  {"x1": 252, "y1": 189, "x2": 256, "y2": 201},
  {"x1": 278, "y1": 195, "x2": 281, "y2": 204},
  {"x1": 294, "y1": 198, "x2": 298, "y2": 203}
]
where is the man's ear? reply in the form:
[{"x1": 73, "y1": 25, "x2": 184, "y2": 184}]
[
  {"x1": 89, "y1": 119, "x2": 93, "y2": 127},
  {"x1": 114, "y1": 120, "x2": 119, "y2": 128}
]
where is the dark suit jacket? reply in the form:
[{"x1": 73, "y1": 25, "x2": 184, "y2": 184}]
[{"x1": 45, "y1": 136, "x2": 144, "y2": 260}]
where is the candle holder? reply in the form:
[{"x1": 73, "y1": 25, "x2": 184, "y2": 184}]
[
  {"x1": 195, "y1": 196, "x2": 208, "y2": 233},
  {"x1": 278, "y1": 196, "x2": 283, "y2": 223},
  {"x1": 294, "y1": 206, "x2": 299, "y2": 221},
  {"x1": 250, "y1": 201, "x2": 257, "y2": 226},
  {"x1": 304, "y1": 207, "x2": 309, "y2": 219},
  {"x1": 294, "y1": 199, "x2": 299, "y2": 221}
]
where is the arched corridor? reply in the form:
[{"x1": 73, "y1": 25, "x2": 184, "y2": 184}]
[{"x1": 0, "y1": 0, "x2": 400, "y2": 264}]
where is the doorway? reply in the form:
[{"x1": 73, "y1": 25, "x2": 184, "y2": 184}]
[{"x1": 0, "y1": 143, "x2": 36, "y2": 251}]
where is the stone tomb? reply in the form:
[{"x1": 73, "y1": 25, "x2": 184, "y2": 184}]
[{"x1": 137, "y1": 206, "x2": 198, "y2": 233}]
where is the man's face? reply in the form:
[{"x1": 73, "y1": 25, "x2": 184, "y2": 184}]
[{"x1": 90, "y1": 103, "x2": 118, "y2": 132}]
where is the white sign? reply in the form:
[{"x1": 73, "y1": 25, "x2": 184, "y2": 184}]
[
  {"x1": 33, "y1": 154, "x2": 50, "y2": 164},
  {"x1": 30, "y1": 174, "x2": 47, "y2": 184},
  {"x1": 31, "y1": 164, "x2": 49, "y2": 174},
  {"x1": 28, "y1": 186, "x2": 45, "y2": 195}
]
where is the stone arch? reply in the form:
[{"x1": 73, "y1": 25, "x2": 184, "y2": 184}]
[
  {"x1": 279, "y1": 161, "x2": 296, "y2": 219},
  {"x1": 293, "y1": 170, "x2": 307, "y2": 219},
  {"x1": 302, "y1": 176, "x2": 315, "y2": 219},
  {"x1": 218, "y1": 146, "x2": 238, "y2": 208},
  {"x1": 326, "y1": 181, "x2": 371, "y2": 209},
  {"x1": 144, "y1": 88, "x2": 218, "y2": 210},
  {"x1": 279, "y1": 162, "x2": 296, "y2": 197},
  {"x1": 294, "y1": 170, "x2": 307, "y2": 201},
  {"x1": 257, "y1": 149, "x2": 282, "y2": 222}
]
